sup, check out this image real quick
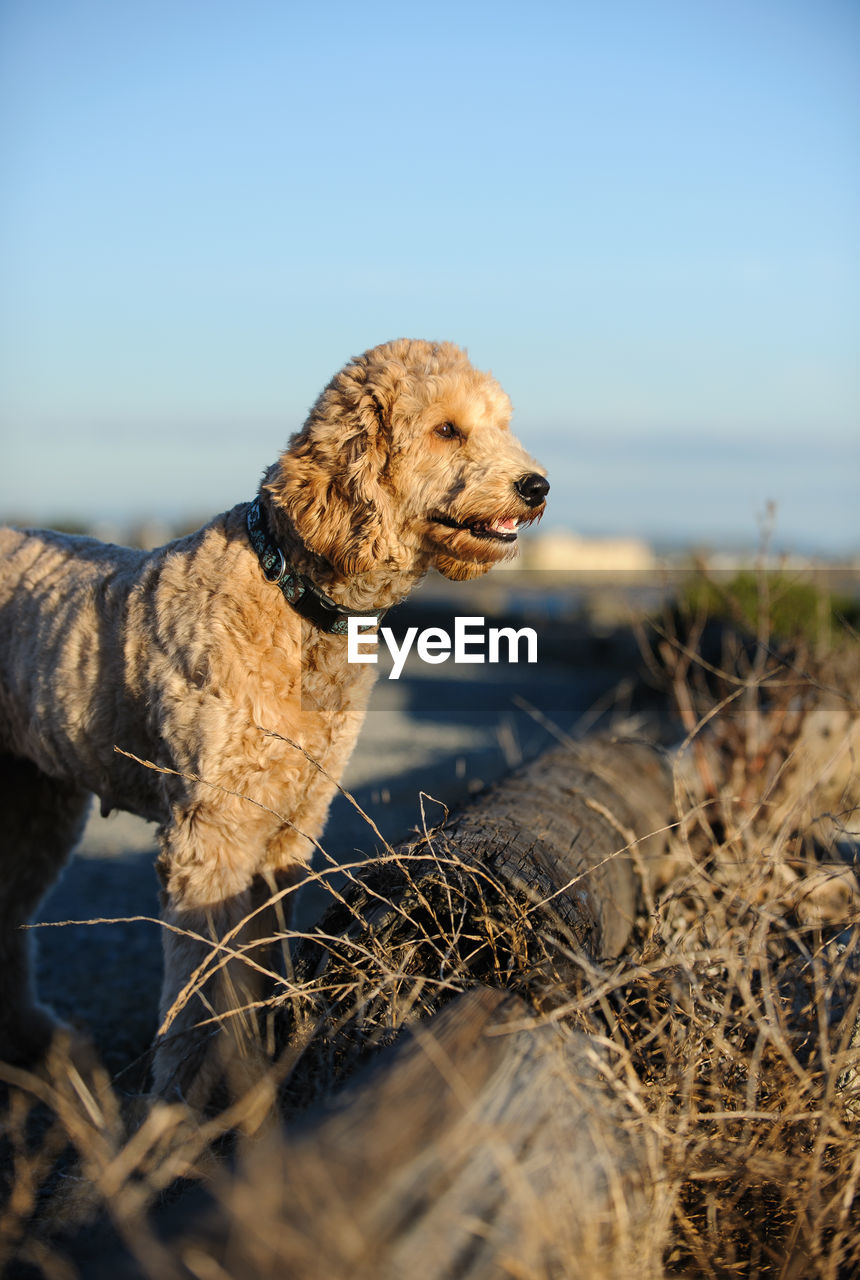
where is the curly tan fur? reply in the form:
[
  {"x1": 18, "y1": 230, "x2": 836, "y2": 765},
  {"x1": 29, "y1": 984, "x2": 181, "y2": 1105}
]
[{"x1": 0, "y1": 338, "x2": 547, "y2": 1101}]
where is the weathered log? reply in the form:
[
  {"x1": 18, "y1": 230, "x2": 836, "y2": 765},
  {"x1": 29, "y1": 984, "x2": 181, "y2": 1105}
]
[
  {"x1": 204, "y1": 987, "x2": 666, "y2": 1280},
  {"x1": 445, "y1": 734, "x2": 671, "y2": 956},
  {"x1": 276, "y1": 735, "x2": 674, "y2": 1105}
]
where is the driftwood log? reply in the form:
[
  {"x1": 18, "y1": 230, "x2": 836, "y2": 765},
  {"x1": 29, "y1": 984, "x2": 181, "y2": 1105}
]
[
  {"x1": 274, "y1": 736, "x2": 674, "y2": 1104},
  {"x1": 204, "y1": 986, "x2": 667, "y2": 1280},
  {"x1": 184, "y1": 736, "x2": 676, "y2": 1279}
]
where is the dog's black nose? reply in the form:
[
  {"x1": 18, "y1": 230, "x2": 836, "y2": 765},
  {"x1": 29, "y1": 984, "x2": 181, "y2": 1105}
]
[{"x1": 514, "y1": 473, "x2": 550, "y2": 507}]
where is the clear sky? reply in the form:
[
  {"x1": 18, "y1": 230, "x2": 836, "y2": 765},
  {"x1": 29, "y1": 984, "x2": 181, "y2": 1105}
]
[{"x1": 1, "y1": 0, "x2": 858, "y2": 553}]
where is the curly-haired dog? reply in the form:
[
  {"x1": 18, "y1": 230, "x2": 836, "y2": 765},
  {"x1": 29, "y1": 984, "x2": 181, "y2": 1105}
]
[{"x1": 0, "y1": 338, "x2": 548, "y2": 1099}]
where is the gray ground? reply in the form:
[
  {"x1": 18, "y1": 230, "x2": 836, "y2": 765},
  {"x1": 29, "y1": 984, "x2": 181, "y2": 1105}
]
[{"x1": 32, "y1": 583, "x2": 647, "y2": 1083}]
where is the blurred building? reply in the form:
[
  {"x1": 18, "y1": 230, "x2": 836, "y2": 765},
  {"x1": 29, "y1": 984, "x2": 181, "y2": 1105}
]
[{"x1": 517, "y1": 530, "x2": 657, "y2": 573}]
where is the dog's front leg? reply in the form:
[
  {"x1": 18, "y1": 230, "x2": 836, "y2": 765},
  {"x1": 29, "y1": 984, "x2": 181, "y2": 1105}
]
[
  {"x1": 152, "y1": 885, "x2": 276, "y2": 1107},
  {"x1": 148, "y1": 748, "x2": 315, "y2": 1105}
]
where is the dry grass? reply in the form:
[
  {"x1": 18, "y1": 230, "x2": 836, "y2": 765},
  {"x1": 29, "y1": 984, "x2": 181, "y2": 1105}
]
[
  {"x1": 624, "y1": 577, "x2": 860, "y2": 1277},
  {"x1": 1, "y1": 571, "x2": 858, "y2": 1278}
]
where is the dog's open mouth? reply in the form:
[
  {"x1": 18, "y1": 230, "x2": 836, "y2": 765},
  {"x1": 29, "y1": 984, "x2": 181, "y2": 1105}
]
[{"x1": 432, "y1": 513, "x2": 520, "y2": 543}]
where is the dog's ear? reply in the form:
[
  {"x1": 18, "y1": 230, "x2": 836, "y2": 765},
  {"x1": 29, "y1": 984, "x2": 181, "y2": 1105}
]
[{"x1": 265, "y1": 390, "x2": 392, "y2": 575}]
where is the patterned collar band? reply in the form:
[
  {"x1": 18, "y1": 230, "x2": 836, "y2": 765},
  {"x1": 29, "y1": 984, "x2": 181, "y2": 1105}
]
[{"x1": 246, "y1": 498, "x2": 385, "y2": 636}]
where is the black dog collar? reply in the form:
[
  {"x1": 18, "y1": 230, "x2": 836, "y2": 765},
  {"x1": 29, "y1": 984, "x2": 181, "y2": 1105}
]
[{"x1": 246, "y1": 498, "x2": 385, "y2": 636}]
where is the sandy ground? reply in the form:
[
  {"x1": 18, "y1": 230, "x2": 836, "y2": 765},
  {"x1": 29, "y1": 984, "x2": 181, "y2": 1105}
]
[{"x1": 31, "y1": 586, "x2": 645, "y2": 1082}]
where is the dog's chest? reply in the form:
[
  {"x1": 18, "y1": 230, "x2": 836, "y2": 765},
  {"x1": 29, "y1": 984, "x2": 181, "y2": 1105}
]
[
  {"x1": 224, "y1": 612, "x2": 377, "y2": 768},
  {"x1": 198, "y1": 621, "x2": 376, "y2": 835}
]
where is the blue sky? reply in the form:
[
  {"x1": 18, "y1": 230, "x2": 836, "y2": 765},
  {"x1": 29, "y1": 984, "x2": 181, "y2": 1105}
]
[{"x1": 1, "y1": 0, "x2": 858, "y2": 552}]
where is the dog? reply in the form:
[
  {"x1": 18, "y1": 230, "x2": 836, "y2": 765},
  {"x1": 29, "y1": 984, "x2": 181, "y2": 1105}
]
[{"x1": 0, "y1": 338, "x2": 548, "y2": 1100}]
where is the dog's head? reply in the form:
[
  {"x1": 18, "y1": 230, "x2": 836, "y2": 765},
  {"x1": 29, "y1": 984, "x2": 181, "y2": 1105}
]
[{"x1": 265, "y1": 339, "x2": 548, "y2": 581}]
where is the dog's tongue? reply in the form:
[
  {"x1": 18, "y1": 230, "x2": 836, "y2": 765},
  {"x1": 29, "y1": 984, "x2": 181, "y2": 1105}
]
[{"x1": 491, "y1": 517, "x2": 518, "y2": 534}]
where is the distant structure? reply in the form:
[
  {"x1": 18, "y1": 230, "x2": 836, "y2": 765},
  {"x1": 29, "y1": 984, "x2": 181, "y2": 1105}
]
[{"x1": 518, "y1": 530, "x2": 656, "y2": 573}]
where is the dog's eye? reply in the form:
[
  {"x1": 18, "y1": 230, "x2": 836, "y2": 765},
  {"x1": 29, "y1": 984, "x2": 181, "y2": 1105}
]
[{"x1": 435, "y1": 421, "x2": 459, "y2": 440}]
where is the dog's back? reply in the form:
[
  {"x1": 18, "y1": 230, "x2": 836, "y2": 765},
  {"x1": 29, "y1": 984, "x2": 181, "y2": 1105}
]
[{"x1": 0, "y1": 527, "x2": 151, "y2": 797}]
